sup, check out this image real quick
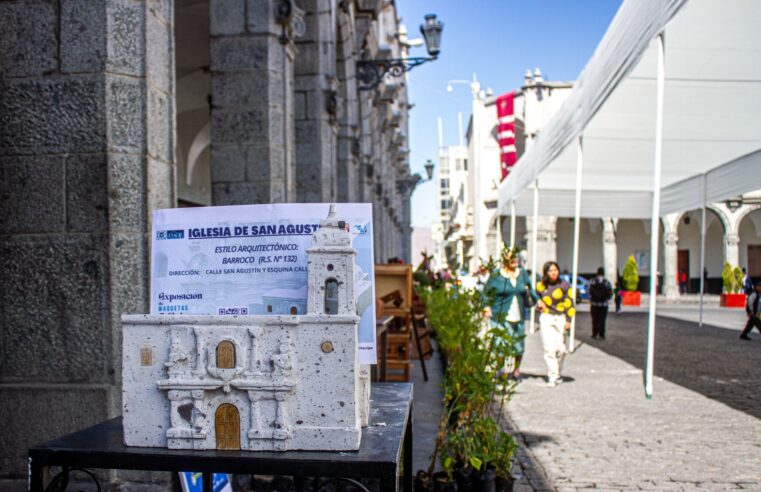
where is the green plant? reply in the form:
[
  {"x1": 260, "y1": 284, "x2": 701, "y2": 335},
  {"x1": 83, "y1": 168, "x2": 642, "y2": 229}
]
[
  {"x1": 622, "y1": 255, "x2": 639, "y2": 291},
  {"x1": 733, "y1": 267, "x2": 744, "y2": 294},
  {"x1": 420, "y1": 261, "x2": 520, "y2": 480},
  {"x1": 722, "y1": 262, "x2": 742, "y2": 293}
]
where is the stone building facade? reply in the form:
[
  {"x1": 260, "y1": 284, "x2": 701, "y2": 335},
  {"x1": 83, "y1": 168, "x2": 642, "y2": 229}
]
[
  {"x1": 0, "y1": 0, "x2": 415, "y2": 480},
  {"x1": 435, "y1": 69, "x2": 761, "y2": 294}
]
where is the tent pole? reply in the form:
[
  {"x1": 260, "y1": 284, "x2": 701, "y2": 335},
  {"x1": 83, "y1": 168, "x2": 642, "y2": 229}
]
[
  {"x1": 569, "y1": 136, "x2": 583, "y2": 352},
  {"x1": 699, "y1": 174, "x2": 707, "y2": 327},
  {"x1": 510, "y1": 200, "x2": 516, "y2": 248},
  {"x1": 646, "y1": 32, "x2": 666, "y2": 399},
  {"x1": 529, "y1": 181, "x2": 539, "y2": 333}
]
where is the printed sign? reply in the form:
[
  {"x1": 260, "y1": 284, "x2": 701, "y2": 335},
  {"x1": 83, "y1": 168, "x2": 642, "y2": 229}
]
[{"x1": 150, "y1": 203, "x2": 376, "y2": 364}]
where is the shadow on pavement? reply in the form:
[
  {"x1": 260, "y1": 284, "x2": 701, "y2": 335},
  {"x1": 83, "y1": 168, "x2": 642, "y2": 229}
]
[{"x1": 576, "y1": 312, "x2": 761, "y2": 419}]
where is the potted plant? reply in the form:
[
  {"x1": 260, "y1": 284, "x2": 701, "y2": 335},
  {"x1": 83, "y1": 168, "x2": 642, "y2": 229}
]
[
  {"x1": 416, "y1": 270, "x2": 519, "y2": 491},
  {"x1": 720, "y1": 262, "x2": 746, "y2": 308},
  {"x1": 621, "y1": 255, "x2": 641, "y2": 306}
]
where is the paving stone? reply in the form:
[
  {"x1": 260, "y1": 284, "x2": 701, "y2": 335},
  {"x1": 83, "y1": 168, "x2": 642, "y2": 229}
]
[{"x1": 502, "y1": 312, "x2": 761, "y2": 491}]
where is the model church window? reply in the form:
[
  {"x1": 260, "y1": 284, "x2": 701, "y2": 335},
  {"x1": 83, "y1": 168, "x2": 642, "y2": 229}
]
[
  {"x1": 216, "y1": 341, "x2": 236, "y2": 368},
  {"x1": 324, "y1": 279, "x2": 339, "y2": 314}
]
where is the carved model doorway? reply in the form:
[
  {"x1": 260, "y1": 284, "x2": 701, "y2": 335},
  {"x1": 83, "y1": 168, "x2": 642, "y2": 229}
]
[{"x1": 215, "y1": 403, "x2": 240, "y2": 450}]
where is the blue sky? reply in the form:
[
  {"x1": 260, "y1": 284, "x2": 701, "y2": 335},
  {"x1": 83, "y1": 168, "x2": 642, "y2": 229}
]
[{"x1": 397, "y1": 1, "x2": 623, "y2": 227}]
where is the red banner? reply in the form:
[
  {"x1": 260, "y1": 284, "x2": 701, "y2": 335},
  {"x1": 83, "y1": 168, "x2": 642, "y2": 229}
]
[{"x1": 496, "y1": 92, "x2": 517, "y2": 181}]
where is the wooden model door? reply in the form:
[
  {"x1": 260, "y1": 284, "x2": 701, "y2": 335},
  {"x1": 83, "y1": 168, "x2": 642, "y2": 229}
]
[{"x1": 215, "y1": 403, "x2": 240, "y2": 450}]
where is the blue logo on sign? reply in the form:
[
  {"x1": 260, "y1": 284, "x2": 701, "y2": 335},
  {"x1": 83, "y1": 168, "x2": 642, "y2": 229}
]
[{"x1": 156, "y1": 230, "x2": 184, "y2": 240}]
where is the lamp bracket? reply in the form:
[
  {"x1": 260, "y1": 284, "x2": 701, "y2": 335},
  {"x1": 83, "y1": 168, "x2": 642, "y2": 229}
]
[{"x1": 356, "y1": 57, "x2": 435, "y2": 91}]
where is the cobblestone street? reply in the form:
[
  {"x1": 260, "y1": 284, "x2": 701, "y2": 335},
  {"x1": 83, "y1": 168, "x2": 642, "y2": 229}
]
[{"x1": 503, "y1": 311, "x2": 761, "y2": 491}]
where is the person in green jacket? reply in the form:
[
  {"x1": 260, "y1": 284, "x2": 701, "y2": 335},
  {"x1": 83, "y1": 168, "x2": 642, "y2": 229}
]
[{"x1": 483, "y1": 247, "x2": 541, "y2": 379}]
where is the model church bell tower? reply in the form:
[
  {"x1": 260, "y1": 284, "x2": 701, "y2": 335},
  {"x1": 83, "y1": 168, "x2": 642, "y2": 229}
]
[{"x1": 307, "y1": 204, "x2": 356, "y2": 316}]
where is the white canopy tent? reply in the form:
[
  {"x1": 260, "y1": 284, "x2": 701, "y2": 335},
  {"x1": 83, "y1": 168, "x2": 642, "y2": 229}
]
[{"x1": 498, "y1": 0, "x2": 761, "y2": 397}]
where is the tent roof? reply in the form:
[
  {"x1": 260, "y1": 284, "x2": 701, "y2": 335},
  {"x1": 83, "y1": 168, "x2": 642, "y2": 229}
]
[{"x1": 499, "y1": 0, "x2": 761, "y2": 218}]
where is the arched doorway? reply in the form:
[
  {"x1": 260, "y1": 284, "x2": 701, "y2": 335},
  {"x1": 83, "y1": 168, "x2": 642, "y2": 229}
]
[
  {"x1": 215, "y1": 403, "x2": 240, "y2": 450},
  {"x1": 676, "y1": 208, "x2": 726, "y2": 293},
  {"x1": 738, "y1": 208, "x2": 761, "y2": 278}
]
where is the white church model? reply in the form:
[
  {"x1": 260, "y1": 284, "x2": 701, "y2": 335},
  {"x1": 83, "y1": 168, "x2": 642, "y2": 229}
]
[{"x1": 121, "y1": 205, "x2": 370, "y2": 451}]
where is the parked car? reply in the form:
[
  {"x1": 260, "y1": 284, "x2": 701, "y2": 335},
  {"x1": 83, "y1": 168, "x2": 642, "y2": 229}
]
[{"x1": 559, "y1": 274, "x2": 590, "y2": 303}]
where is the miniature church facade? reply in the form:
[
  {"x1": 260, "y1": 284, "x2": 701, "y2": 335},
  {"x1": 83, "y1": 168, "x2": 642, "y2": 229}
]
[{"x1": 122, "y1": 206, "x2": 369, "y2": 451}]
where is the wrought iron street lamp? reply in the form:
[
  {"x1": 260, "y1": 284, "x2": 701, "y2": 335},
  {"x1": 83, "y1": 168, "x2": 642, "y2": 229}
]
[
  {"x1": 356, "y1": 14, "x2": 444, "y2": 91},
  {"x1": 397, "y1": 159, "x2": 435, "y2": 194}
]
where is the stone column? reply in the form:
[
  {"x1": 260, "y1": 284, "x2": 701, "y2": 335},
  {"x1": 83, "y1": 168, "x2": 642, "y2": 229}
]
[
  {"x1": 0, "y1": 0, "x2": 174, "y2": 477},
  {"x1": 525, "y1": 216, "x2": 557, "y2": 273},
  {"x1": 725, "y1": 232, "x2": 740, "y2": 268},
  {"x1": 209, "y1": 0, "x2": 297, "y2": 204},
  {"x1": 294, "y1": 0, "x2": 337, "y2": 202},
  {"x1": 663, "y1": 231, "x2": 679, "y2": 299},
  {"x1": 602, "y1": 218, "x2": 618, "y2": 285}
]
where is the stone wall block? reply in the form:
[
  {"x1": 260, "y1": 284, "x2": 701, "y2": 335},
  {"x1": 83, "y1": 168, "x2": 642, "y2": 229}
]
[
  {"x1": 0, "y1": 155, "x2": 65, "y2": 234},
  {"x1": 210, "y1": 0, "x2": 246, "y2": 36},
  {"x1": 145, "y1": 11, "x2": 173, "y2": 95},
  {"x1": 146, "y1": 0, "x2": 173, "y2": 25},
  {"x1": 211, "y1": 36, "x2": 267, "y2": 71},
  {"x1": 109, "y1": 233, "x2": 148, "y2": 317},
  {"x1": 0, "y1": 2, "x2": 57, "y2": 78},
  {"x1": 294, "y1": 74, "x2": 323, "y2": 92},
  {"x1": 0, "y1": 76, "x2": 106, "y2": 156},
  {"x1": 108, "y1": 154, "x2": 147, "y2": 233},
  {"x1": 211, "y1": 72, "x2": 268, "y2": 110},
  {"x1": 61, "y1": 0, "x2": 107, "y2": 73},
  {"x1": 294, "y1": 91, "x2": 307, "y2": 119},
  {"x1": 301, "y1": 10, "x2": 332, "y2": 43},
  {"x1": 211, "y1": 110, "x2": 265, "y2": 145},
  {"x1": 245, "y1": 0, "x2": 278, "y2": 35},
  {"x1": 106, "y1": 0, "x2": 146, "y2": 76},
  {"x1": 294, "y1": 42, "x2": 321, "y2": 75},
  {"x1": 253, "y1": 143, "x2": 283, "y2": 181},
  {"x1": 66, "y1": 154, "x2": 109, "y2": 233},
  {"x1": 212, "y1": 181, "x2": 268, "y2": 205},
  {"x1": 147, "y1": 87, "x2": 172, "y2": 163},
  {"x1": 210, "y1": 144, "x2": 249, "y2": 182},
  {"x1": 106, "y1": 75, "x2": 147, "y2": 153},
  {"x1": 0, "y1": 235, "x2": 111, "y2": 384},
  {"x1": 147, "y1": 157, "x2": 175, "y2": 212},
  {"x1": 304, "y1": 89, "x2": 326, "y2": 120},
  {"x1": 0, "y1": 386, "x2": 110, "y2": 476}
]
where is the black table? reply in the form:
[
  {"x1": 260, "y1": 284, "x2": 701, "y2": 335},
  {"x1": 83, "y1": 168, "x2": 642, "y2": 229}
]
[{"x1": 28, "y1": 383, "x2": 413, "y2": 492}]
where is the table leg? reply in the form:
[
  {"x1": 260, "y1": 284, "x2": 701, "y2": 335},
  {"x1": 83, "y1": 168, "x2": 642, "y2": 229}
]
[
  {"x1": 28, "y1": 455, "x2": 45, "y2": 492},
  {"x1": 380, "y1": 329, "x2": 388, "y2": 382},
  {"x1": 202, "y1": 472, "x2": 212, "y2": 492},
  {"x1": 403, "y1": 402, "x2": 413, "y2": 492}
]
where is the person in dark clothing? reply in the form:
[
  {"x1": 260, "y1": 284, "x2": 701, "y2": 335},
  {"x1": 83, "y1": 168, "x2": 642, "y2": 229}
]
[
  {"x1": 740, "y1": 280, "x2": 761, "y2": 340},
  {"x1": 589, "y1": 267, "x2": 613, "y2": 339},
  {"x1": 742, "y1": 268, "x2": 754, "y2": 296}
]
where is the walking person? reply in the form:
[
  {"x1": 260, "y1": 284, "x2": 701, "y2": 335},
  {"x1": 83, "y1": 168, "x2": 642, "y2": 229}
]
[
  {"x1": 536, "y1": 261, "x2": 576, "y2": 387},
  {"x1": 614, "y1": 282, "x2": 622, "y2": 315},
  {"x1": 483, "y1": 247, "x2": 540, "y2": 380},
  {"x1": 679, "y1": 269, "x2": 688, "y2": 294},
  {"x1": 589, "y1": 267, "x2": 613, "y2": 339},
  {"x1": 740, "y1": 280, "x2": 761, "y2": 340},
  {"x1": 742, "y1": 268, "x2": 754, "y2": 296}
]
